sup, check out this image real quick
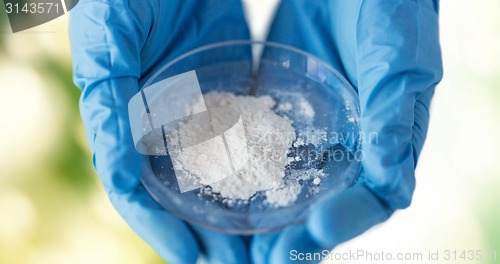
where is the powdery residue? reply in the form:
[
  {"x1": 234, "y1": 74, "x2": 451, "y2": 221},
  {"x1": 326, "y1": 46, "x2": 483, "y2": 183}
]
[{"x1": 171, "y1": 91, "x2": 326, "y2": 207}]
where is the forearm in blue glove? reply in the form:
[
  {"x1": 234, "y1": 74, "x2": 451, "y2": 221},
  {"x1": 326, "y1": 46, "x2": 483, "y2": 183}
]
[
  {"x1": 252, "y1": 0, "x2": 443, "y2": 263},
  {"x1": 70, "y1": 1, "x2": 252, "y2": 263}
]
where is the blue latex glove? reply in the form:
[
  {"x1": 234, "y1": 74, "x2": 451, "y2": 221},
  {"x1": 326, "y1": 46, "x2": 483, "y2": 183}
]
[
  {"x1": 252, "y1": 0, "x2": 443, "y2": 263},
  {"x1": 69, "y1": 1, "x2": 252, "y2": 263}
]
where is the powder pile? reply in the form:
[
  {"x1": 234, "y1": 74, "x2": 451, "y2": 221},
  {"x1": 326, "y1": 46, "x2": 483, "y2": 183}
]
[{"x1": 169, "y1": 91, "x2": 324, "y2": 206}]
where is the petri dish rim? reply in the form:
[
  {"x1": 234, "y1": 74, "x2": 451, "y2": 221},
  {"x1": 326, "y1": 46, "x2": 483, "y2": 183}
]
[{"x1": 141, "y1": 40, "x2": 358, "y2": 99}]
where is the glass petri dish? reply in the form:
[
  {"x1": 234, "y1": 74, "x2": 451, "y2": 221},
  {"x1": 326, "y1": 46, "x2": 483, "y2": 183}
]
[{"x1": 130, "y1": 41, "x2": 361, "y2": 234}]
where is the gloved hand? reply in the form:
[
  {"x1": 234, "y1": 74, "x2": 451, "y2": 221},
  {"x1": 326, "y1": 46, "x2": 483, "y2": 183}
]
[
  {"x1": 69, "y1": 1, "x2": 253, "y2": 263},
  {"x1": 252, "y1": 0, "x2": 443, "y2": 263}
]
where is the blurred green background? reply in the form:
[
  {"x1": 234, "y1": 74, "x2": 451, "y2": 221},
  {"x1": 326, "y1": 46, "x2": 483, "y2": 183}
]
[{"x1": 1, "y1": 0, "x2": 499, "y2": 263}]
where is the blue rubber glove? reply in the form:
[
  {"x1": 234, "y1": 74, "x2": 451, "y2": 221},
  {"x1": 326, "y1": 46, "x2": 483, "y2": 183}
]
[
  {"x1": 69, "y1": 1, "x2": 252, "y2": 263},
  {"x1": 252, "y1": 0, "x2": 443, "y2": 263}
]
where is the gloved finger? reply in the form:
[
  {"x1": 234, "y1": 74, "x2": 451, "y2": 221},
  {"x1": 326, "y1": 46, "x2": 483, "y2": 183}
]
[
  {"x1": 70, "y1": 0, "x2": 154, "y2": 193},
  {"x1": 253, "y1": 1, "x2": 443, "y2": 262},
  {"x1": 251, "y1": 183, "x2": 392, "y2": 263},
  {"x1": 139, "y1": 0, "x2": 252, "y2": 76},
  {"x1": 412, "y1": 87, "x2": 435, "y2": 163},
  {"x1": 108, "y1": 184, "x2": 199, "y2": 264},
  {"x1": 354, "y1": 0, "x2": 443, "y2": 209},
  {"x1": 250, "y1": 232, "x2": 280, "y2": 264},
  {"x1": 262, "y1": 0, "x2": 351, "y2": 79},
  {"x1": 264, "y1": 0, "x2": 361, "y2": 87},
  {"x1": 263, "y1": 0, "x2": 443, "y2": 255},
  {"x1": 191, "y1": 226, "x2": 250, "y2": 264},
  {"x1": 306, "y1": 182, "x2": 392, "y2": 249},
  {"x1": 252, "y1": 225, "x2": 323, "y2": 264},
  {"x1": 303, "y1": 0, "x2": 443, "y2": 250}
]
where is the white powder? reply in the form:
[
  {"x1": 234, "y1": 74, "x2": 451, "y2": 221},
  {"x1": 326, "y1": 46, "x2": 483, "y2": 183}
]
[
  {"x1": 265, "y1": 168, "x2": 325, "y2": 206},
  {"x1": 276, "y1": 102, "x2": 293, "y2": 112},
  {"x1": 313, "y1": 177, "x2": 321, "y2": 185},
  {"x1": 265, "y1": 184, "x2": 301, "y2": 207},
  {"x1": 298, "y1": 98, "x2": 315, "y2": 118},
  {"x1": 170, "y1": 91, "x2": 325, "y2": 206}
]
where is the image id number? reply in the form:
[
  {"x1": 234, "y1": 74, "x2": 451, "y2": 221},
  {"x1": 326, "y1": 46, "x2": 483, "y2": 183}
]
[
  {"x1": 5, "y1": 2, "x2": 61, "y2": 14},
  {"x1": 444, "y1": 250, "x2": 497, "y2": 261}
]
